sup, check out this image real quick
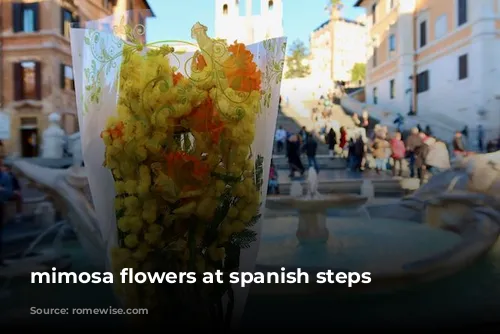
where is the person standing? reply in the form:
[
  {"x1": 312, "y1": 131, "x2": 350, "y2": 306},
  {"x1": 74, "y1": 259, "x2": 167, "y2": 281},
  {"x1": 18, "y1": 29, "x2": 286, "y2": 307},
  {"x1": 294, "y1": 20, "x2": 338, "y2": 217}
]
[
  {"x1": 425, "y1": 137, "x2": 451, "y2": 174},
  {"x1": 390, "y1": 132, "x2": 406, "y2": 177},
  {"x1": 352, "y1": 113, "x2": 361, "y2": 127},
  {"x1": 424, "y1": 125, "x2": 432, "y2": 136},
  {"x1": 339, "y1": 127, "x2": 348, "y2": 157},
  {"x1": 452, "y1": 131, "x2": 467, "y2": 158},
  {"x1": 274, "y1": 126, "x2": 287, "y2": 154},
  {"x1": 371, "y1": 135, "x2": 390, "y2": 174},
  {"x1": 0, "y1": 159, "x2": 14, "y2": 266},
  {"x1": 299, "y1": 126, "x2": 308, "y2": 144},
  {"x1": 286, "y1": 134, "x2": 305, "y2": 178},
  {"x1": 326, "y1": 128, "x2": 337, "y2": 159},
  {"x1": 477, "y1": 125, "x2": 485, "y2": 152},
  {"x1": 361, "y1": 110, "x2": 370, "y2": 131},
  {"x1": 393, "y1": 113, "x2": 405, "y2": 132},
  {"x1": 303, "y1": 133, "x2": 319, "y2": 173},
  {"x1": 267, "y1": 160, "x2": 280, "y2": 195},
  {"x1": 405, "y1": 127, "x2": 424, "y2": 178}
]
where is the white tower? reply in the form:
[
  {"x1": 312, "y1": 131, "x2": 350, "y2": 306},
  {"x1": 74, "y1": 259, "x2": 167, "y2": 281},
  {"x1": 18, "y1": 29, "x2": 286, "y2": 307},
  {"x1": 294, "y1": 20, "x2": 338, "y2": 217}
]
[
  {"x1": 214, "y1": 0, "x2": 284, "y2": 44},
  {"x1": 215, "y1": 0, "x2": 240, "y2": 42},
  {"x1": 260, "y1": 0, "x2": 283, "y2": 39}
]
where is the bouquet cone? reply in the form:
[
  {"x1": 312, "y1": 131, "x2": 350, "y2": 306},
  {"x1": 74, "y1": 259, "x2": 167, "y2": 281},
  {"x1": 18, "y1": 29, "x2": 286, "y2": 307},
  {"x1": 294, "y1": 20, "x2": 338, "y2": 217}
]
[{"x1": 70, "y1": 12, "x2": 286, "y2": 328}]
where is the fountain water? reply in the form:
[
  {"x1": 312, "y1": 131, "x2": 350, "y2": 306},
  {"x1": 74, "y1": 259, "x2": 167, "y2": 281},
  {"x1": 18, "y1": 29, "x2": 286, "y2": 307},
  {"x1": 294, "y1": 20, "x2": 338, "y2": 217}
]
[{"x1": 266, "y1": 167, "x2": 368, "y2": 245}]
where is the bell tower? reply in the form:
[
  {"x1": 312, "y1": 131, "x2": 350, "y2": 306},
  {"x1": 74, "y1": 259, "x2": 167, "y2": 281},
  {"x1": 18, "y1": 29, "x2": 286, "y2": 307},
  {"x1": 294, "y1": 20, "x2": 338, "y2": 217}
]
[
  {"x1": 215, "y1": 0, "x2": 240, "y2": 41},
  {"x1": 260, "y1": 0, "x2": 283, "y2": 39}
]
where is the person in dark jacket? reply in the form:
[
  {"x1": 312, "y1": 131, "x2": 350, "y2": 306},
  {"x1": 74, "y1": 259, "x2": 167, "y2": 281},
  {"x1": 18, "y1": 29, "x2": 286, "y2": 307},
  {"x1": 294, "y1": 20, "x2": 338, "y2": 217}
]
[
  {"x1": 0, "y1": 159, "x2": 14, "y2": 266},
  {"x1": 424, "y1": 125, "x2": 432, "y2": 136},
  {"x1": 4, "y1": 165, "x2": 22, "y2": 220},
  {"x1": 302, "y1": 133, "x2": 319, "y2": 173},
  {"x1": 326, "y1": 128, "x2": 337, "y2": 159},
  {"x1": 405, "y1": 127, "x2": 423, "y2": 178},
  {"x1": 286, "y1": 134, "x2": 305, "y2": 178}
]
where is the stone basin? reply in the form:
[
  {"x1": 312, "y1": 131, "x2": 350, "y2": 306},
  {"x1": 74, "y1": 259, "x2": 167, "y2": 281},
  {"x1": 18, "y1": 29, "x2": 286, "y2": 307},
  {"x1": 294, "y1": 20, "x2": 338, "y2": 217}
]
[{"x1": 266, "y1": 194, "x2": 368, "y2": 211}]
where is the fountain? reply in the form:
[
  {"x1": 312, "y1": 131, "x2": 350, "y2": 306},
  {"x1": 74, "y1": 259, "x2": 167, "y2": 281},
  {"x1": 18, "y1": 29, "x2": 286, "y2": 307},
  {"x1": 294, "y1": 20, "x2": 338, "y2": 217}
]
[
  {"x1": 4, "y1": 151, "x2": 500, "y2": 297},
  {"x1": 266, "y1": 167, "x2": 367, "y2": 245},
  {"x1": 257, "y1": 154, "x2": 500, "y2": 293}
]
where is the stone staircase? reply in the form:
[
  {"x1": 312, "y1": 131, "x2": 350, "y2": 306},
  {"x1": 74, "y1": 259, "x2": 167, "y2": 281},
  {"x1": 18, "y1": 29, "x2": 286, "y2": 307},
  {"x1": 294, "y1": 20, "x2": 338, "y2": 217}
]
[
  {"x1": 274, "y1": 101, "x2": 359, "y2": 169},
  {"x1": 272, "y1": 154, "x2": 346, "y2": 169}
]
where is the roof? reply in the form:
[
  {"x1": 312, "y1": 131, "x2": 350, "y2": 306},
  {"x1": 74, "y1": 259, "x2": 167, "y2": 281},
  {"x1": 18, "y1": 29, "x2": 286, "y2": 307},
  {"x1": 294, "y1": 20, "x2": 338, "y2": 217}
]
[
  {"x1": 141, "y1": 0, "x2": 155, "y2": 17},
  {"x1": 313, "y1": 16, "x2": 365, "y2": 32}
]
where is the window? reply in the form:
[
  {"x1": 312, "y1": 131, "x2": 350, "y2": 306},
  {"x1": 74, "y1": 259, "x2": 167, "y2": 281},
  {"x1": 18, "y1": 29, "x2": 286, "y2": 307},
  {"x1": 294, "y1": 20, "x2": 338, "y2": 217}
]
[
  {"x1": 268, "y1": 0, "x2": 274, "y2": 10},
  {"x1": 387, "y1": 0, "x2": 396, "y2": 11},
  {"x1": 128, "y1": 0, "x2": 134, "y2": 10},
  {"x1": 435, "y1": 15, "x2": 447, "y2": 39},
  {"x1": 61, "y1": 8, "x2": 74, "y2": 37},
  {"x1": 416, "y1": 70, "x2": 430, "y2": 93},
  {"x1": 223, "y1": 4, "x2": 228, "y2": 15},
  {"x1": 390, "y1": 79, "x2": 395, "y2": 99},
  {"x1": 372, "y1": 3, "x2": 377, "y2": 24},
  {"x1": 13, "y1": 61, "x2": 41, "y2": 100},
  {"x1": 373, "y1": 47, "x2": 378, "y2": 67},
  {"x1": 373, "y1": 87, "x2": 378, "y2": 104},
  {"x1": 60, "y1": 64, "x2": 75, "y2": 91},
  {"x1": 12, "y1": 2, "x2": 39, "y2": 33},
  {"x1": 419, "y1": 20, "x2": 427, "y2": 47},
  {"x1": 458, "y1": 54, "x2": 468, "y2": 80},
  {"x1": 457, "y1": 0, "x2": 467, "y2": 26},
  {"x1": 389, "y1": 34, "x2": 396, "y2": 52}
]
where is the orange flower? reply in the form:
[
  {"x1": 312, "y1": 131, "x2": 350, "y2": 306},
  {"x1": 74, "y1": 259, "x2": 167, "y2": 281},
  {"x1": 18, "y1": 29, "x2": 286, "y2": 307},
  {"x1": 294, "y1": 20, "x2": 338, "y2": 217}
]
[
  {"x1": 185, "y1": 97, "x2": 224, "y2": 144},
  {"x1": 194, "y1": 53, "x2": 207, "y2": 71},
  {"x1": 101, "y1": 121, "x2": 124, "y2": 139},
  {"x1": 173, "y1": 72, "x2": 184, "y2": 85},
  {"x1": 222, "y1": 42, "x2": 261, "y2": 92},
  {"x1": 165, "y1": 151, "x2": 210, "y2": 183}
]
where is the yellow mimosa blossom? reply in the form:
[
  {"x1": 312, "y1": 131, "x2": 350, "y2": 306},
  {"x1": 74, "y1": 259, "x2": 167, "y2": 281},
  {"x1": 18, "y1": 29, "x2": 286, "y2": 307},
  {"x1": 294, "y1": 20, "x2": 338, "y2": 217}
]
[{"x1": 101, "y1": 22, "x2": 269, "y2": 313}]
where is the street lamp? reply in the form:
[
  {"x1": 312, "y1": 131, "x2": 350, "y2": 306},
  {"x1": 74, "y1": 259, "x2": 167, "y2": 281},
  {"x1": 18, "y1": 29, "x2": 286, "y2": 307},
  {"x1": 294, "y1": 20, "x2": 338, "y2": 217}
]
[{"x1": 405, "y1": 75, "x2": 414, "y2": 115}]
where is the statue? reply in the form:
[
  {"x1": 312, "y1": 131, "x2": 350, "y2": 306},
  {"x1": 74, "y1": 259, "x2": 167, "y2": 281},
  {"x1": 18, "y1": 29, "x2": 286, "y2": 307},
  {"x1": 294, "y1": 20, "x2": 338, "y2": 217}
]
[{"x1": 41, "y1": 113, "x2": 66, "y2": 159}]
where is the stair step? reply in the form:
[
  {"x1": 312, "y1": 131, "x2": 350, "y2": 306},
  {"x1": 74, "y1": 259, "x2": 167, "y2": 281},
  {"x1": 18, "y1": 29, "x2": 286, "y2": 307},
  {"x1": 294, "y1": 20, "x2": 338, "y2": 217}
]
[{"x1": 271, "y1": 155, "x2": 347, "y2": 169}]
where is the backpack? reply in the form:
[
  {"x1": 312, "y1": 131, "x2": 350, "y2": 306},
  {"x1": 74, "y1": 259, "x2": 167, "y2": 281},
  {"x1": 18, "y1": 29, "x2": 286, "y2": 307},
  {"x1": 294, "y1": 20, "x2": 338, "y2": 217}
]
[{"x1": 391, "y1": 139, "x2": 406, "y2": 159}]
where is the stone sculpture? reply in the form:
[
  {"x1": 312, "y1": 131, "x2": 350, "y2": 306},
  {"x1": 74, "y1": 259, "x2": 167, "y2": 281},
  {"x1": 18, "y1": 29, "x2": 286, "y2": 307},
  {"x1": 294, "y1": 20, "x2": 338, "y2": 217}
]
[{"x1": 41, "y1": 113, "x2": 66, "y2": 159}]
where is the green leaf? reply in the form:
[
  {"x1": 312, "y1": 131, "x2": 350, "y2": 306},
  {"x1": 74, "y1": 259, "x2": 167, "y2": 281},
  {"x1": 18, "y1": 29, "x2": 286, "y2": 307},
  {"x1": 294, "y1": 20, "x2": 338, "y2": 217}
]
[
  {"x1": 230, "y1": 229, "x2": 257, "y2": 249},
  {"x1": 254, "y1": 155, "x2": 264, "y2": 190},
  {"x1": 84, "y1": 36, "x2": 90, "y2": 45},
  {"x1": 245, "y1": 214, "x2": 261, "y2": 227}
]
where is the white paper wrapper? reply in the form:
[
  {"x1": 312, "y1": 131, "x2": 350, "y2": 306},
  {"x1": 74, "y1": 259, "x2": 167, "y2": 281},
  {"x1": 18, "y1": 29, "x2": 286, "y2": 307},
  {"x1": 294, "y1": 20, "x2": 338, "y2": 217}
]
[{"x1": 70, "y1": 12, "x2": 286, "y2": 325}]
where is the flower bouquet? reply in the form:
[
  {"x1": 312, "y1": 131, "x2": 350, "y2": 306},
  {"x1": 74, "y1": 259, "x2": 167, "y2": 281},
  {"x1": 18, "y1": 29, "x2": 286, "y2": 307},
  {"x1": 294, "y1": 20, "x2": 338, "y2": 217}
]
[{"x1": 70, "y1": 13, "x2": 286, "y2": 328}]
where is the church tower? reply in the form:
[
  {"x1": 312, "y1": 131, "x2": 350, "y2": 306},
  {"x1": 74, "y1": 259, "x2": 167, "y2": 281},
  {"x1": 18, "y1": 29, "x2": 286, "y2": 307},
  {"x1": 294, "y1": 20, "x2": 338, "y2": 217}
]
[
  {"x1": 260, "y1": 0, "x2": 283, "y2": 39},
  {"x1": 214, "y1": 0, "x2": 283, "y2": 44},
  {"x1": 214, "y1": 0, "x2": 240, "y2": 42}
]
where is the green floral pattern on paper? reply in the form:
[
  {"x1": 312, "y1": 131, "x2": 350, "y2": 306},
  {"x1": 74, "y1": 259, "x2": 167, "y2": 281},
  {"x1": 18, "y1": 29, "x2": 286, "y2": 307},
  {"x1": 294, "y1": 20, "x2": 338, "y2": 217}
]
[
  {"x1": 261, "y1": 39, "x2": 287, "y2": 108},
  {"x1": 81, "y1": 18, "x2": 286, "y2": 117}
]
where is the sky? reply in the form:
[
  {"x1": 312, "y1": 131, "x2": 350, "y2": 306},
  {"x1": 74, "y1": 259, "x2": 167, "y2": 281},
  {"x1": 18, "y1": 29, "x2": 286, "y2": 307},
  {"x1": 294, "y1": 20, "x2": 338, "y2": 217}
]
[{"x1": 146, "y1": 0, "x2": 365, "y2": 51}]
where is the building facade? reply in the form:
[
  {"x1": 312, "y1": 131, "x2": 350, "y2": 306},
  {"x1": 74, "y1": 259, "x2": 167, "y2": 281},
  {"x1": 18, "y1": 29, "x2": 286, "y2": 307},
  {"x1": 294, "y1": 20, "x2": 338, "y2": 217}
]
[
  {"x1": 214, "y1": 0, "x2": 284, "y2": 45},
  {"x1": 309, "y1": 13, "x2": 367, "y2": 85},
  {"x1": 0, "y1": 0, "x2": 153, "y2": 157},
  {"x1": 356, "y1": 0, "x2": 500, "y2": 133}
]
